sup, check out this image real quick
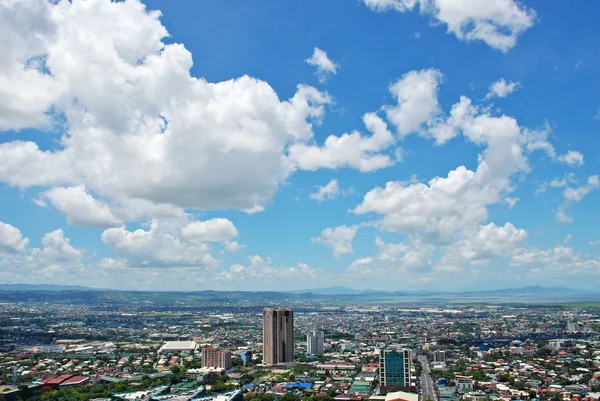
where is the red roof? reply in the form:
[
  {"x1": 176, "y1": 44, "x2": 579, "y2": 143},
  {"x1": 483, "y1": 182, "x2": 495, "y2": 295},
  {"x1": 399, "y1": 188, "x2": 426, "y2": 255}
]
[
  {"x1": 60, "y1": 375, "x2": 89, "y2": 386},
  {"x1": 42, "y1": 374, "x2": 74, "y2": 385},
  {"x1": 39, "y1": 374, "x2": 88, "y2": 386}
]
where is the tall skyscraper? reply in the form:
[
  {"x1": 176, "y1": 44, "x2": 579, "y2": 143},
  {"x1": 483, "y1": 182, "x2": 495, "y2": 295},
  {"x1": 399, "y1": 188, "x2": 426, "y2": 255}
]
[
  {"x1": 379, "y1": 348, "x2": 411, "y2": 394},
  {"x1": 306, "y1": 330, "x2": 324, "y2": 355},
  {"x1": 201, "y1": 347, "x2": 232, "y2": 369},
  {"x1": 263, "y1": 307, "x2": 294, "y2": 365}
]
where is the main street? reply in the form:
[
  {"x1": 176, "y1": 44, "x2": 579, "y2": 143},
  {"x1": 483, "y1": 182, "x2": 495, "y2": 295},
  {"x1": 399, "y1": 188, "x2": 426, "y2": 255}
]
[{"x1": 418, "y1": 355, "x2": 438, "y2": 401}]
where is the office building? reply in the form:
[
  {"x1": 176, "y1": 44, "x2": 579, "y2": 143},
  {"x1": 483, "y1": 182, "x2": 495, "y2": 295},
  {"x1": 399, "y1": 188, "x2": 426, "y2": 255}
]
[
  {"x1": 306, "y1": 330, "x2": 324, "y2": 355},
  {"x1": 263, "y1": 307, "x2": 294, "y2": 365},
  {"x1": 431, "y1": 350, "x2": 445, "y2": 363},
  {"x1": 240, "y1": 350, "x2": 253, "y2": 366},
  {"x1": 379, "y1": 348, "x2": 411, "y2": 395},
  {"x1": 456, "y1": 376, "x2": 474, "y2": 393},
  {"x1": 201, "y1": 347, "x2": 232, "y2": 370}
]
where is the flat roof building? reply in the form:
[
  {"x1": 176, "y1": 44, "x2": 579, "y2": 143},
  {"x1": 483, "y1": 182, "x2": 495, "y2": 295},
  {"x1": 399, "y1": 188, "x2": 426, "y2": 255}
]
[{"x1": 157, "y1": 341, "x2": 197, "y2": 354}]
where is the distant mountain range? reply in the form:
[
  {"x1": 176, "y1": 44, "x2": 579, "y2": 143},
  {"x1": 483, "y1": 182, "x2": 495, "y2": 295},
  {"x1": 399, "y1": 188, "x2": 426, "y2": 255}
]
[
  {"x1": 0, "y1": 283, "x2": 103, "y2": 291},
  {"x1": 287, "y1": 285, "x2": 578, "y2": 296},
  {"x1": 0, "y1": 283, "x2": 583, "y2": 296},
  {"x1": 287, "y1": 286, "x2": 365, "y2": 295},
  {"x1": 0, "y1": 283, "x2": 597, "y2": 305}
]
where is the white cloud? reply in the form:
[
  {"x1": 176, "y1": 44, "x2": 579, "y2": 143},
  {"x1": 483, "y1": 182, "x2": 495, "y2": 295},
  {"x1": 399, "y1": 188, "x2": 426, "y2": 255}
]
[
  {"x1": 362, "y1": 0, "x2": 536, "y2": 51},
  {"x1": 363, "y1": 0, "x2": 417, "y2": 12},
  {"x1": 309, "y1": 179, "x2": 340, "y2": 202},
  {"x1": 347, "y1": 237, "x2": 434, "y2": 282},
  {"x1": 312, "y1": 225, "x2": 359, "y2": 258},
  {"x1": 349, "y1": 256, "x2": 374, "y2": 269},
  {"x1": 0, "y1": 0, "x2": 63, "y2": 130},
  {"x1": 511, "y1": 245, "x2": 600, "y2": 275},
  {"x1": 557, "y1": 150, "x2": 585, "y2": 167},
  {"x1": 505, "y1": 197, "x2": 519, "y2": 209},
  {"x1": 563, "y1": 175, "x2": 599, "y2": 202},
  {"x1": 0, "y1": 226, "x2": 86, "y2": 283},
  {"x1": 588, "y1": 240, "x2": 600, "y2": 246},
  {"x1": 217, "y1": 255, "x2": 318, "y2": 287},
  {"x1": 0, "y1": 221, "x2": 29, "y2": 252},
  {"x1": 33, "y1": 229, "x2": 83, "y2": 264},
  {"x1": 305, "y1": 47, "x2": 340, "y2": 83},
  {"x1": 523, "y1": 126, "x2": 585, "y2": 166},
  {"x1": 384, "y1": 69, "x2": 442, "y2": 137},
  {"x1": 222, "y1": 241, "x2": 244, "y2": 253},
  {"x1": 42, "y1": 185, "x2": 122, "y2": 228},
  {"x1": 181, "y1": 218, "x2": 238, "y2": 242},
  {"x1": 101, "y1": 219, "x2": 217, "y2": 268},
  {"x1": 556, "y1": 208, "x2": 573, "y2": 223},
  {"x1": 486, "y1": 78, "x2": 520, "y2": 99},
  {"x1": 441, "y1": 222, "x2": 527, "y2": 264},
  {"x1": 554, "y1": 175, "x2": 599, "y2": 223},
  {"x1": 539, "y1": 174, "x2": 598, "y2": 223},
  {"x1": 375, "y1": 237, "x2": 434, "y2": 268},
  {"x1": 0, "y1": 0, "x2": 332, "y2": 219},
  {"x1": 289, "y1": 112, "x2": 395, "y2": 172}
]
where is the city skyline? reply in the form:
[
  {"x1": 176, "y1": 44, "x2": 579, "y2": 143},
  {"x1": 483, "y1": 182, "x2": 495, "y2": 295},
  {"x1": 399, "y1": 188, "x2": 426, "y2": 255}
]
[{"x1": 1, "y1": 0, "x2": 600, "y2": 291}]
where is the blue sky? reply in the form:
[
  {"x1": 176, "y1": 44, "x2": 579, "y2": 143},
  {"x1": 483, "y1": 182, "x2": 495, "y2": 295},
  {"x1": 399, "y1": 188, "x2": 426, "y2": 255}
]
[{"x1": 0, "y1": 0, "x2": 599, "y2": 291}]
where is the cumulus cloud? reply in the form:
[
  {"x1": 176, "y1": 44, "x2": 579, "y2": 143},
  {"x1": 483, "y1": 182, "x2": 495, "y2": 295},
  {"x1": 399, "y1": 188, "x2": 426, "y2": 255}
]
[
  {"x1": 41, "y1": 185, "x2": 122, "y2": 228},
  {"x1": 441, "y1": 222, "x2": 527, "y2": 265},
  {"x1": 486, "y1": 78, "x2": 520, "y2": 99},
  {"x1": 0, "y1": 221, "x2": 29, "y2": 253},
  {"x1": 511, "y1": 245, "x2": 600, "y2": 276},
  {"x1": 355, "y1": 95, "x2": 529, "y2": 244},
  {"x1": 347, "y1": 237, "x2": 434, "y2": 283},
  {"x1": 362, "y1": 0, "x2": 536, "y2": 52},
  {"x1": 101, "y1": 219, "x2": 218, "y2": 268},
  {"x1": 0, "y1": 226, "x2": 86, "y2": 284},
  {"x1": 289, "y1": 112, "x2": 395, "y2": 172},
  {"x1": 312, "y1": 225, "x2": 359, "y2": 258},
  {"x1": 222, "y1": 241, "x2": 245, "y2": 253},
  {"x1": 305, "y1": 47, "x2": 340, "y2": 83},
  {"x1": 181, "y1": 218, "x2": 238, "y2": 242},
  {"x1": 384, "y1": 69, "x2": 442, "y2": 137},
  {"x1": 349, "y1": 83, "x2": 577, "y2": 281},
  {"x1": 0, "y1": 0, "x2": 332, "y2": 220},
  {"x1": 217, "y1": 255, "x2": 318, "y2": 287},
  {"x1": 309, "y1": 179, "x2": 340, "y2": 202}
]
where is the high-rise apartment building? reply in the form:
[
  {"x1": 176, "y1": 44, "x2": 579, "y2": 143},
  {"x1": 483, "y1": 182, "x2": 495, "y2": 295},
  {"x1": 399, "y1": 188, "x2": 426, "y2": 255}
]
[
  {"x1": 201, "y1": 347, "x2": 232, "y2": 370},
  {"x1": 431, "y1": 349, "x2": 446, "y2": 363},
  {"x1": 306, "y1": 330, "x2": 324, "y2": 355},
  {"x1": 379, "y1": 348, "x2": 411, "y2": 394},
  {"x1": 263, "y1": 307, "x2": 294, "y2": 365}
]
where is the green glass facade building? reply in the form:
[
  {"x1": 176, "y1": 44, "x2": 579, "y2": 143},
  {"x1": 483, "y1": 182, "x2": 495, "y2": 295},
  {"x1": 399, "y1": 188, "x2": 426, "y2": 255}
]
[{"x1": 379, "y1": 348, "x2": 411, "y2": 394}]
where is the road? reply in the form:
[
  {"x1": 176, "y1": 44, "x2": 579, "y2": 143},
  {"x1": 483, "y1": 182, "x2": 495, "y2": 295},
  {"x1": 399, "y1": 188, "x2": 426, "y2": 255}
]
[{"x1": 418, "y1": 356, "x2": 438, "y2": 401}]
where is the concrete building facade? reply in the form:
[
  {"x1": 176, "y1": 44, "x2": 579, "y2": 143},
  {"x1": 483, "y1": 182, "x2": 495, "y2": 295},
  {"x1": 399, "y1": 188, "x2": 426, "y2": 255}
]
[
  {"x1": 201, "y1": 347, "x2": 232, "y2": 370},
  {"x1": 306, "y1": 330, "x2": 324, "y2": 355},
  {"x1": 263, "y1": 307, "x2": 294, "y2": 365}
]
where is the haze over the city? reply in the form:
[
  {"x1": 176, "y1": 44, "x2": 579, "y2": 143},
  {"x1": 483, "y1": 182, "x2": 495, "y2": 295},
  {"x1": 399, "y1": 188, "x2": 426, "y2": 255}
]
[{"x1": 1, "y1": 0, "x2": 599, "y2": 291}]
